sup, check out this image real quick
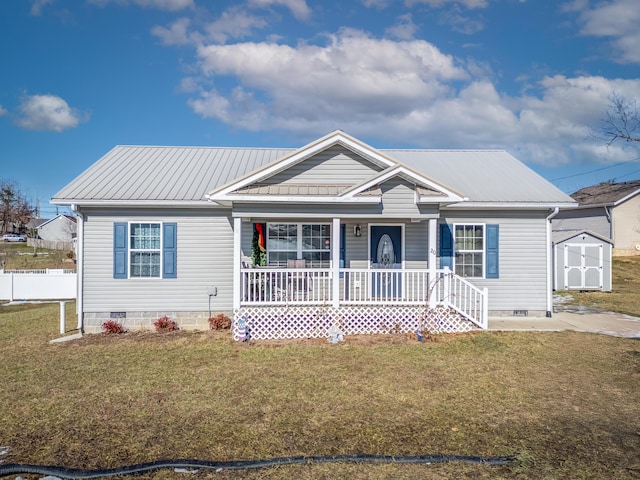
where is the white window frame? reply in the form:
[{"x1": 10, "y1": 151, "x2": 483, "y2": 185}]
[
  {"x1": 453, "y1": 223, "x2": 485, "y2": 278},
  {"x1": 128, "y1": 221, "x2": 163, "y2": 278},
  {"x1": 266, "y1": 222, "x2": 331, "y2": 267}
]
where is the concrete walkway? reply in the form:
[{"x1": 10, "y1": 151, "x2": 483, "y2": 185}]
[{"x1": 489, "y1": 309, "x2": 640, "y2": 339}]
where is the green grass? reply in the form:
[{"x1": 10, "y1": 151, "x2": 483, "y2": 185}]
[
  {"x1": 1, "y1": 302, "x2": 639, "y2": 479},
  {"x1": 561, "y1": 256, "x2": 640, "y2": 317}
]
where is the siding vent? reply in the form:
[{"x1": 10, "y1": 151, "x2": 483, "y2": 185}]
[{"x1": 513, "y1": 310, "x2": 528, "y2": 317}]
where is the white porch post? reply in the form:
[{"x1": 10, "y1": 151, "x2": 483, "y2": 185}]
[
  {"x1": 332, "y1": 217, "x2": 340, "y2": 308},
  {"x1": 428, "y1": 218, "x2": 437, "y2": 307},
  {"x1": 233, "y1": 216, "x2": 242, "y2": 311}
]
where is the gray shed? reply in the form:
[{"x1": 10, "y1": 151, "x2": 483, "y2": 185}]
[{"x1": 553, "y1": 230, "x2": 612, "y2": 291}]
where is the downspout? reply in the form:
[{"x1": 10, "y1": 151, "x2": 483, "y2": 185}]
[
  {"x1": 604, "y1": 206, "x2": 613, "y2": 242},
  {"x1": 71, "y1": 204, "x2": 84, "y2": 333},
  {"x1": 545, "y1": 207, "x2": 559, "y2": 317}
]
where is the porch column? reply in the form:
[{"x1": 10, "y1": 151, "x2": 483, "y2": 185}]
[
  {"x1": 332, "y1": 217, "x2": 341, "y2": 308},
  {"x1": 428, "y1": 218, "x2": 437, "y2": 307},
  {"x1": 233, "y1": 216, "x2": 242, "y2": 311}
]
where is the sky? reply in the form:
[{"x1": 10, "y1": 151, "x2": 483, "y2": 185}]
[{"x1": 1, "y1": 0, "x2": 640, "y2": 218}]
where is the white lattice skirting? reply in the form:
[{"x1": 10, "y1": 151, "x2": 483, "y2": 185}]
[{"x1": 233, "y1": 305, "x2": 474, "y2": 340}]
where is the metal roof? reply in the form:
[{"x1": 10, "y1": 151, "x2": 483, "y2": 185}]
[
  {"x1": 52, "y1": 143, "x2": 575, "y2": 206},
  {"x1": 388, "y1": 149, "x2": 573, "y2": 204}
]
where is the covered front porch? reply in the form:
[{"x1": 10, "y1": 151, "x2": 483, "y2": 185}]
[{"x1": 231, "y1": 217, "x2": 488, "y2": 340}]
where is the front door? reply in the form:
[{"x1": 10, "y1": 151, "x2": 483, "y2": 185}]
[{"x1": 370, "y1": 225, "x2": 402, "y2": 298}]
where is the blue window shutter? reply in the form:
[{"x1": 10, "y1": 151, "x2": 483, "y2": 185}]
[
  {"x1": 439, "y1": 224, "x2": 453, "y2": 270},
  {"x1": 486, "y1": 224, "x2": 499, "y2": 279},
  {"x1": 163, "y1": 223, "x2": 177, "y2": 278},
  {"x1": 113, "y1": 222, "x2": 128, "y2": 279}
]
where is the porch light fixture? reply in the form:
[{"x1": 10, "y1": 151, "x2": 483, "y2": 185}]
[{"x1": 353, "y1": 225, "x2": 362, "y2": 237}]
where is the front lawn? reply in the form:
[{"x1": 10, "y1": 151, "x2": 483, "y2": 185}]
[{"x1": 1, "y1": 303, "x2": 639, "y2": 479}]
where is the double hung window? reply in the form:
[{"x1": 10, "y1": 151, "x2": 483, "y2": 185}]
[
  {"x1": 113, "y1": 222, "x2": 177, "y2": 279},
  {"x1": 130, "y1": 223, "x2": 161, "y2": 278},
  {"x1": 267, "y1": 223, "x2": 331, "y2": 267},
  {"x1": 454, "y1": 224, "x2": 484, "y2": 278}
]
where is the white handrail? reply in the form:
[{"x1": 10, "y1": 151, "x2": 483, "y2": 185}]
[{"x1": 239, "y1": 266, "x2": 488, "y2": 328}]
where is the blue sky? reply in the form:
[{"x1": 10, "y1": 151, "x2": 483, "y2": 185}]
[{"x1": 1, "y1": 0, "x2": 639, "y2": 217}]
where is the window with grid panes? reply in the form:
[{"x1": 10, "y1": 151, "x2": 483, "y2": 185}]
[{"x1": 454, "y1": 224, "x2": 484, "y2": 277}]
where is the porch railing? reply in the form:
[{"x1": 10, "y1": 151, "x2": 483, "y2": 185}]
[{"x1": 240, "y1": 267, "x2": 488, "y2": 328}]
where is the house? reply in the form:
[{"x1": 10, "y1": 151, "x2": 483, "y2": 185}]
[
  {"x1": 553, "y1": 180, "x2": 640, "y2": 255},
  {"x1": 37, "y1": 214, "x2": 77, "y2": 242},
  {"x1": 51, "y1": 130, "x2": 576, "y2": 338}
]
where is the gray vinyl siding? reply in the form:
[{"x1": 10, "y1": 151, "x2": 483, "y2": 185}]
[
  {"x1": 404, "y1": 222, "x2": 429, "y2": 269},
  {"x1": 613, "y1": 195, "x2": 640, "y2": 251},
  {"x1": 553, "y1": 207, "x2": 611, "y2": 239},
  {"x1": 380, "y1": 177, "x2": 421, "y2": 217},
  {"x1": 81, "y1": 208, "x2": 234, "y2": 314},
  {"x1": 263, "y1": 146, "x2": 383, "y2": 185},
  {"x1": 440, "y1": 211, "x2": 549, "y2": 312}
]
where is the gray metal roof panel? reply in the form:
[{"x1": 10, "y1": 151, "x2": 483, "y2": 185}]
[
  {"x1": 52, "y1": 145, "x2": 575, "y2": 205},
  {"x1": 53, "y1": 146, "x2": 294, "y2": 202},
  {"x1": 387, "y1": 149, "x2": 574, "y2": 204}
]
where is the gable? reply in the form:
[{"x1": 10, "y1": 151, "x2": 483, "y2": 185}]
[
  {"x1": 379, "y1": 177, "x2": 423, "y2": 216},
  {"x1": 261, "y1": 145, "x2": 384, "y2": 186}
]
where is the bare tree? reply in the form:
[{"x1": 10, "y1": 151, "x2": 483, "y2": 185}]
[
  {"x1": 594, "y1": 93, "x2": 640, "y2": 147},
  {"x1": 0, "y1": 179, "x2": 33, "y2": 234}
]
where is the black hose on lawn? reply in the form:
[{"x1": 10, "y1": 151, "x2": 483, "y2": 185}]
[{"x1": 0, "y1": 454, "x2": 517, "y2": 478}]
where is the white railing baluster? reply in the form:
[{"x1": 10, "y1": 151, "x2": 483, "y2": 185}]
[{"x1": 239, "y1": 266, "x2": 487, "y2": 328}]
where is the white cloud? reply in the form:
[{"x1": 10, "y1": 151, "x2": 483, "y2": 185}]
[
  {"x1": 194, "y1": 30, "x2": 467, "y2": 121},
  {"x1": 204, "y1": 7, "x2": 268, "y2": 44},
  {"x1": 16, "y1": 94, "x2": 86, "y2": 132},
  {"x1": 406, "y1": 0, "x2": 488, "y2": 9},
  {"x1": 575, "y1": 0, "x2": 640, "y2": 64},
  {"x1": 152, "y1": 8, "x2": 269, "y2": 46},
  {"x1": 385, "y1": 14, "x2": 419, "y2": 40},
  {"x1": 0, "y1": 104, "x2": 7, "y2": 116},
  {"x1": 87, "y1": 0, "x2": 194, "y2": 11},
  {"x1": 361, "y1": 0, "x2": 391, "y2": 8},
  {"x1": 184, "y1": 25, "x2": 640, "y2": 168},
  {"x1": 152, "y1": 17, "x2": 194, "y2": 45},
  {"x1": 438, "y1": 7, "x2": 485, "y2": 34},
  {"x1": 248, "y1": 0, "x2": 312, "y2": 20},
  {"x1": 30, "y1": 0, "x2": 55, "y2": 16}
]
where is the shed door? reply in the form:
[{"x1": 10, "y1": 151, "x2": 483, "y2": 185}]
[{"x1": 563, "y1": 243, "x2": 603, "y2": 290}]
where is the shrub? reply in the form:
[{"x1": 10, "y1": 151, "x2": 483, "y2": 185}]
[
  {"x1": 101, "y1": 320, "x2": 125, "y2": 334},
  {"x1": 208, "y1": 313, "x2": 231, "y2": 330},
  {"x1": 153, "y1": 315, "x2": 179, "y2": 332}
]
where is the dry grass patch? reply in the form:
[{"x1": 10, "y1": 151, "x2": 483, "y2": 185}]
[
  {"x1": 562, "y1": 255, "x2": 640, "y2": 317},
  {"x1": 1, "y1": 303, "x2": 639, "y2": 479}
]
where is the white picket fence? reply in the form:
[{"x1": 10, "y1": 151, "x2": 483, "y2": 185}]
[{"x1": 0, "y1": 269, "x2": 77, "y2": 301}]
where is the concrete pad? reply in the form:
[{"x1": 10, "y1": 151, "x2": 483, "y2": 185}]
[
  {"x1": 489, "y1": 311, "x2": 640, "y2": 339},
  {"x1": 49, "y1": 332, "x2": 83, "y2": 343}
]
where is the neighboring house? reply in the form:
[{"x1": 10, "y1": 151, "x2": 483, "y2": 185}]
[
  {"x1": 37, "y1": 214, "x2": 77, "y2": 242},
  {"x1": 51, "y1": 130, "x2": 575, "y2": 338},
  {"x1": 553, "y1": 179, "x2": 640, "y2": 255}
]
